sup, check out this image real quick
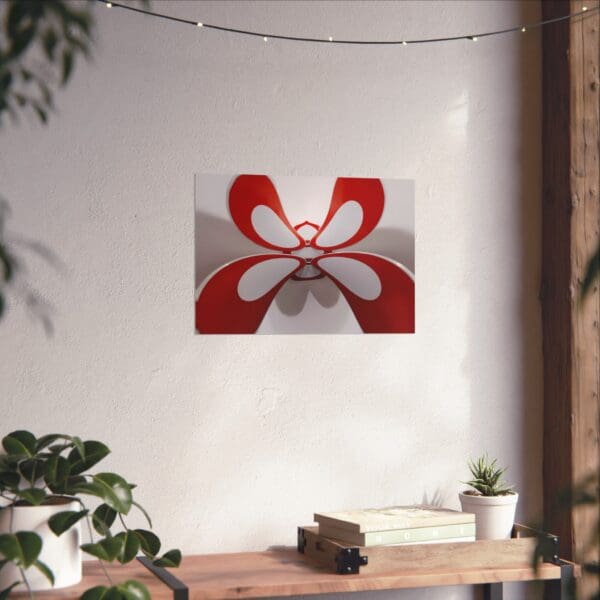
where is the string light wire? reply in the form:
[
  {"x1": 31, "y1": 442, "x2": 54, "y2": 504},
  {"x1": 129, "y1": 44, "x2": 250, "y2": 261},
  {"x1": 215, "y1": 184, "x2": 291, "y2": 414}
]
[{"x1": 97, "y1": 1, "x2": 598, "y2": 46}]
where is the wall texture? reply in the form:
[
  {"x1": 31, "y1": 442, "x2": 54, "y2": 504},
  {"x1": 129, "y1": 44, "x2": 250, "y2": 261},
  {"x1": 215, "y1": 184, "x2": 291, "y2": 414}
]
[{"x1": 0, "y1": 1, "x2": 542, "y2": 598}]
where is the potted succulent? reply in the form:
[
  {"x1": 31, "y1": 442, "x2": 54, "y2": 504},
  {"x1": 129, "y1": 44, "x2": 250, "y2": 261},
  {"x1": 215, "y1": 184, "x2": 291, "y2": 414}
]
[
  {"x1": 459, "y1": 454, "x2": 518, "y2": 540},
  {"x1": 0, "y1": 430, "x2": 181, "y2": 599}
]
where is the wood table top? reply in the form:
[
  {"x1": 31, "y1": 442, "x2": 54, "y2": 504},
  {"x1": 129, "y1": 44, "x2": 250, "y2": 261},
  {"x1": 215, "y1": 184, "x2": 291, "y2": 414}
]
[{"x1": 15, "y1": 547, "x2": 577, "y2": 600}]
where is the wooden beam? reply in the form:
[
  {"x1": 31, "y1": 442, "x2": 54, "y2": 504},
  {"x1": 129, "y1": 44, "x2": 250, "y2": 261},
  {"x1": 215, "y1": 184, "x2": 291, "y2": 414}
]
[{"x1": 542, "y1": 0, "x2": 600, "y2": 596}]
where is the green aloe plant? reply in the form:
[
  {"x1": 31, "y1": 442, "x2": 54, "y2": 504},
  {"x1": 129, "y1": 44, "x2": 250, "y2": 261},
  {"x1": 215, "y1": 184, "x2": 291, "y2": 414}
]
[
  {"x1": 464, "y1": 454, "x2": 515, "y2": 497},
  {"x1": 0, "y1": 430, "x2": 181, "y2": 599}
]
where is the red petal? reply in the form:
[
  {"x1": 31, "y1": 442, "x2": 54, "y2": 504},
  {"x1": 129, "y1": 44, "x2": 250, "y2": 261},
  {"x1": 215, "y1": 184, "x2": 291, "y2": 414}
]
[
  {"x1": 196, "y1": 254, "x2": 303, "y2": 334},
  {"x1": 314, "y1": 252, "x2": 414, "y2": 333},
  {"x1": 312, "y1": 178, "x2": 384, "y2": 250},
  {"x1": 229, "y1": 175, "x2": 303, "y2": 251}
]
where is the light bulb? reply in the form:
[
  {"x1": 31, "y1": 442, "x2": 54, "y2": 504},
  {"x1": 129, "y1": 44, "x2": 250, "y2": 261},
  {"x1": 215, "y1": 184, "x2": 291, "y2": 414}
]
[
  {"x1": 106, "y1": 1, "x2": 112, "y2": 6},
  {"x1": 328, "y1": 36, "x2": 333, "y2": 41},
  {"x1": 263, "y1": 36, "x2": 268, "y2": 42},
  {"x1": 471, "y1": 36, "x2": 478, "y2": 41},
  {"x1": 402, "y1": 41, "x2": 407, "y2": 46},
  {"x1": 197, "y1": 22, "x2": 203, "y2": 27},
  {"x1": 582, "y1": 5, "x2": 588, "y2": 10},
  {"x1": 521, "y1": 27, "x2": 526, "y2": 32}
]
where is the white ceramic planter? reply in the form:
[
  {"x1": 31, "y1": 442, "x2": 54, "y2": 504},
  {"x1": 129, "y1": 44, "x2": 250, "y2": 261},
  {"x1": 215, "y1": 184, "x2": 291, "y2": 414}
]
[
  {"x1": 0, "y1": 497, "x2": 82, "y2": 591},
  {"x1": 459, "y1": 491, "x2": 518, "y2": 540}
]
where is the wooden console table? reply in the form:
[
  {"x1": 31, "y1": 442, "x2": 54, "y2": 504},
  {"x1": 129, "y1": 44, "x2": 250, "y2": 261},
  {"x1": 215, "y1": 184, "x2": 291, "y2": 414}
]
[{"x1": 27, "y1": 548, "x2": 578, "y2": 600}]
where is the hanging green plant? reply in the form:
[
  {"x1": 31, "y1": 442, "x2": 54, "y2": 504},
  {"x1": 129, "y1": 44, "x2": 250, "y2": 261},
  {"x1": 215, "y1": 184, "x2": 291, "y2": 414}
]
[{"x1": 0, "y1": 430, "x2": 181, "y2": 599}]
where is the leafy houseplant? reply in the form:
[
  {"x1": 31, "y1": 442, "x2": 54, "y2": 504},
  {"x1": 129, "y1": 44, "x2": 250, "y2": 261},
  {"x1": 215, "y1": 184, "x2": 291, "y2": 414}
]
[
  {"x1": 0, "y1": 430, "x2": 181, "y2": 599},
  {"x1": 459, "y1": 454, "x2": 518, "y2": 540}
]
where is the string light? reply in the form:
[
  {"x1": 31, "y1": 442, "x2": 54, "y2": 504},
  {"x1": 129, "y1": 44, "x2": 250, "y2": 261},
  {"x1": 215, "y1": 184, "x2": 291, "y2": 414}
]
[
  {"x1": 95, "y1": 1, "x2": 598, "y2": 46},
  {"x1": 263, "y1": 36, "x2": 268, "y2": 42}
]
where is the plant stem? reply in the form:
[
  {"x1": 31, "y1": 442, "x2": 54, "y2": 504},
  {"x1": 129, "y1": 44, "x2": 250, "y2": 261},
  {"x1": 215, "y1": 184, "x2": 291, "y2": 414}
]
[
  {"x1": 83, "y1": 512, "x2": 113, "y2": 586},
  {"x1": 18, "y1": 566, "x2": 33, "y2": 600}
]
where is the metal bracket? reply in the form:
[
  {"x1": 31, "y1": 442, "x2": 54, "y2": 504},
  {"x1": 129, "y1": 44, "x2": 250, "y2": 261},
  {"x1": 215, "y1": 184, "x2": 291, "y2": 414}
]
[
  {"x1": 137, "y1": 556, "x2": 189, "y2": 600},
  {"x1": 514, "y1": 523, "x2": 560, "y2": 564},
  {"x1": 335, "y1": 547, "x2": 368, "y2": 574},
  {"x1": 297, "y1": 527, "x2": 307, "y2": 553}
]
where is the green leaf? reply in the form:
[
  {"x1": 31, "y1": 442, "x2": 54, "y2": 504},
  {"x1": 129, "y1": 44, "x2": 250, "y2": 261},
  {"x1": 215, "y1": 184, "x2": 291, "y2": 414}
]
[
  {"x1": 68, "y1": 441, "x2": 110, "y2": 475},
  {"x1": 61, "y1": 49, "x2": 74, "y2": 85},
  {"x1": 2, "y1": 430, "x2": 36, "y2": 457},
  {"x1": 114, "y1": 531, "x2": 140, "y2": 564},
  {"x1": 0, "y1": 532, "x2": 42, "y2": 567},
  {"x1": 80, "y1": 581, "x2": 150, "y2": 600},
  {"x1": 71, "y1": 436, "x2": 85, "y2": 462},
  {"x1": 581, "y1": 243, "x2": 599, "y2": 299},
  {"x1": 35, "y1": 433, "x2": 70, "y2": 452},
  {"x1": 15, "y1": 487, "x2": 47, "y2": 505},
  {"x1": 42, "y1": 28, "x2": 58, "y2": 61},
  {"x1": 19, "y1": 458, "x2": 46, "y2": 484},
  {"x1": 117, "y1": 580, "x2": 151, "y2": 600},
  {"x1": 45, "y1": 454, "x2": 71, "y2": 492},
  {"x1": 32, "y1": 103, "x2": 47, "y2": 124},
  {"x1": 0, "y1": 471, "x2": 19, "y2": 489},
  {"x1": 133, "y1": 530, "x2": 160, "y2": 558},
  {"x1": 132, "y1": 501, "x2": 152, "y2": 529},
  {"x1": 0, "y1": 582, "x2": 20, "y2": 600},
  {"x1": 153, "y1": 549, "x2": 181, "y2": 568},
  {"x1": 91, "y1": 473, "x2": 132, "y2": 514},
  {"x1": 48, "y1": 509, "x2": 88, "y2": 536},
  {"x1": 81, "y1": 536, "x2": 124, "y2": 562},
  {"x1": 92, "y1": 504, "x2": 117, "y2": 536},
  {"x1": 33, "y1": 559, "x2": 55, "y2": 585},
  {"x1": 80, "y1": 585, "x2": 110, "y2": 600}
]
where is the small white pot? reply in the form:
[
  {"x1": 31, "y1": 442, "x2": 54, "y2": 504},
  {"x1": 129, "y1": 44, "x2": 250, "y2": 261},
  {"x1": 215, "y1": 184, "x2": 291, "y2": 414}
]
[
  {"x1": 0, "y1": 497, "x2": 82, "y2": 591},
  {"x1": 459, "y1": 491, "x2": 518, "y2": 540}
]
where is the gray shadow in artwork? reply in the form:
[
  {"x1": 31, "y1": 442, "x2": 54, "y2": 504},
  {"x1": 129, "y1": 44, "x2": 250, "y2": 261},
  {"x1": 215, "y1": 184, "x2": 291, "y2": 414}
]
[
  {"x1": 194, "y1": 211, "x2": 262, "y2": 288},
  {"x1": 275, "y1": 276, "x2": 341, "y2": 316},
  {"x1": 350, "y1": 227, "x2": 415, "y2": 274}
]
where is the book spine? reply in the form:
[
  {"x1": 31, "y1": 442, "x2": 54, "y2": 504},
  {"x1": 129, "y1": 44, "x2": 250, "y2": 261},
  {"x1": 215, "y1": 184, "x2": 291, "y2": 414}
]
[
  {"x1": 319, "y1": 523, "x2": 476, "y2": 546},
  {"x1": 314, "y1": 514, "x2": 475, "y2": 533},
  {"x1": 386, "y1": 536, "x2": 475, "y2": 546},
  {"x1": 363, "y1": 523, "x2": 476, "y2": 546}
]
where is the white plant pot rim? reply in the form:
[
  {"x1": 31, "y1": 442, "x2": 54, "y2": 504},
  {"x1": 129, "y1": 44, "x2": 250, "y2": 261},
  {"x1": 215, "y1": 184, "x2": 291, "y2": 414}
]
[{"x1": 459, "y1": 491, "x2": 519, "y2": 506}]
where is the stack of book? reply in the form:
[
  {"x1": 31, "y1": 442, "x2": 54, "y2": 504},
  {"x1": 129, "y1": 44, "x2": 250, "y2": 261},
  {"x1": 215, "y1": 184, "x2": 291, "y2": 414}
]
[{"x1": 314, "y1": 505, "x2": 476, "y2": 547}]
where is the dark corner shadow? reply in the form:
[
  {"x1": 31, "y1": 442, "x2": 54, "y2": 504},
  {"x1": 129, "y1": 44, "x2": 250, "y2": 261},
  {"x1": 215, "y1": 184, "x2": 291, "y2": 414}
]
[
  {"x1": 515, "y1": 0, "x2": 544, "y2": 533},
  {"x1": 467, "y1": 3, "x2": 543, "y2": 589}
]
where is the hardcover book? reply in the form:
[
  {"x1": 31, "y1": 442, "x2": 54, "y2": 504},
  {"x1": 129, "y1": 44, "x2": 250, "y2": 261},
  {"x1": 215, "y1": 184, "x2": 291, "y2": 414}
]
[
  {"x1": 314, "y1": 505, "x2": 475, "y2": 533},
  {"x1": 318, "y1": 521, "x2": 476, "y2": 546}
]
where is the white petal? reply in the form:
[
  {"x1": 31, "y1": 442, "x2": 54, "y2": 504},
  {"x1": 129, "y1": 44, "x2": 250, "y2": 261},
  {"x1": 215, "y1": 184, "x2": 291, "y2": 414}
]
[
  {"x1": 237, "y1": 257, "x2": 300, "y2": 301},
  {"x1": 317, "y1": 256, "x2": 381, "y2": 300},
  {"x1": 251, "y1": 205, "x2": 299, "y2": 248},
  {"x1": 315, "y1": 201, "x2": 363, "y2": 247}
]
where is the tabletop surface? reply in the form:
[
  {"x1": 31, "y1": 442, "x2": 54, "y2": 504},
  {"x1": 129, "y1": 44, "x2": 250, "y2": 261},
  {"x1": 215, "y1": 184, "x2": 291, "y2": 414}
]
[{"x1": 19, "y1": 547, "x2": 574, "y2": 600}]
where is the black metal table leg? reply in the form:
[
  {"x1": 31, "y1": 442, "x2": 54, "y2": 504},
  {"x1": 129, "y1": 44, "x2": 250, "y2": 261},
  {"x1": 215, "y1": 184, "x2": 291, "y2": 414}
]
[
  {"x1": 483, "y1": 582, "x2": 503, "y2": 600},
  {"x1": 137, "y1": 556, "x2": 189, "y2": 600},
  {"x1": 545, "y1": 560, "x2": 575, "y2": 600}
]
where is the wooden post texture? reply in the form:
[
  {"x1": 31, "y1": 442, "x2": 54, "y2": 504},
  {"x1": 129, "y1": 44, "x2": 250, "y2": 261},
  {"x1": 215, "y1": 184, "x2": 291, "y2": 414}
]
[{"x1": 542, "y1": 0, "x2": 600, "y2": 597}]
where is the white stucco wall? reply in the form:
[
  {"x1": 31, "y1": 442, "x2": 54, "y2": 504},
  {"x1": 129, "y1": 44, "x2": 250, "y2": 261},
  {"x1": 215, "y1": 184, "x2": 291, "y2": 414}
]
[{"x1": 0, "y1": 1, "x2": 542, "y2": 598}]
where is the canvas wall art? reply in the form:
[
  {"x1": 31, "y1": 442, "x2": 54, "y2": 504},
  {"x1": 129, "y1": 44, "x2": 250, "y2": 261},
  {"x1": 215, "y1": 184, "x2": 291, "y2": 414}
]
[{"x1": 195, "y1": 174, "x2": 415, "y2": 334}]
